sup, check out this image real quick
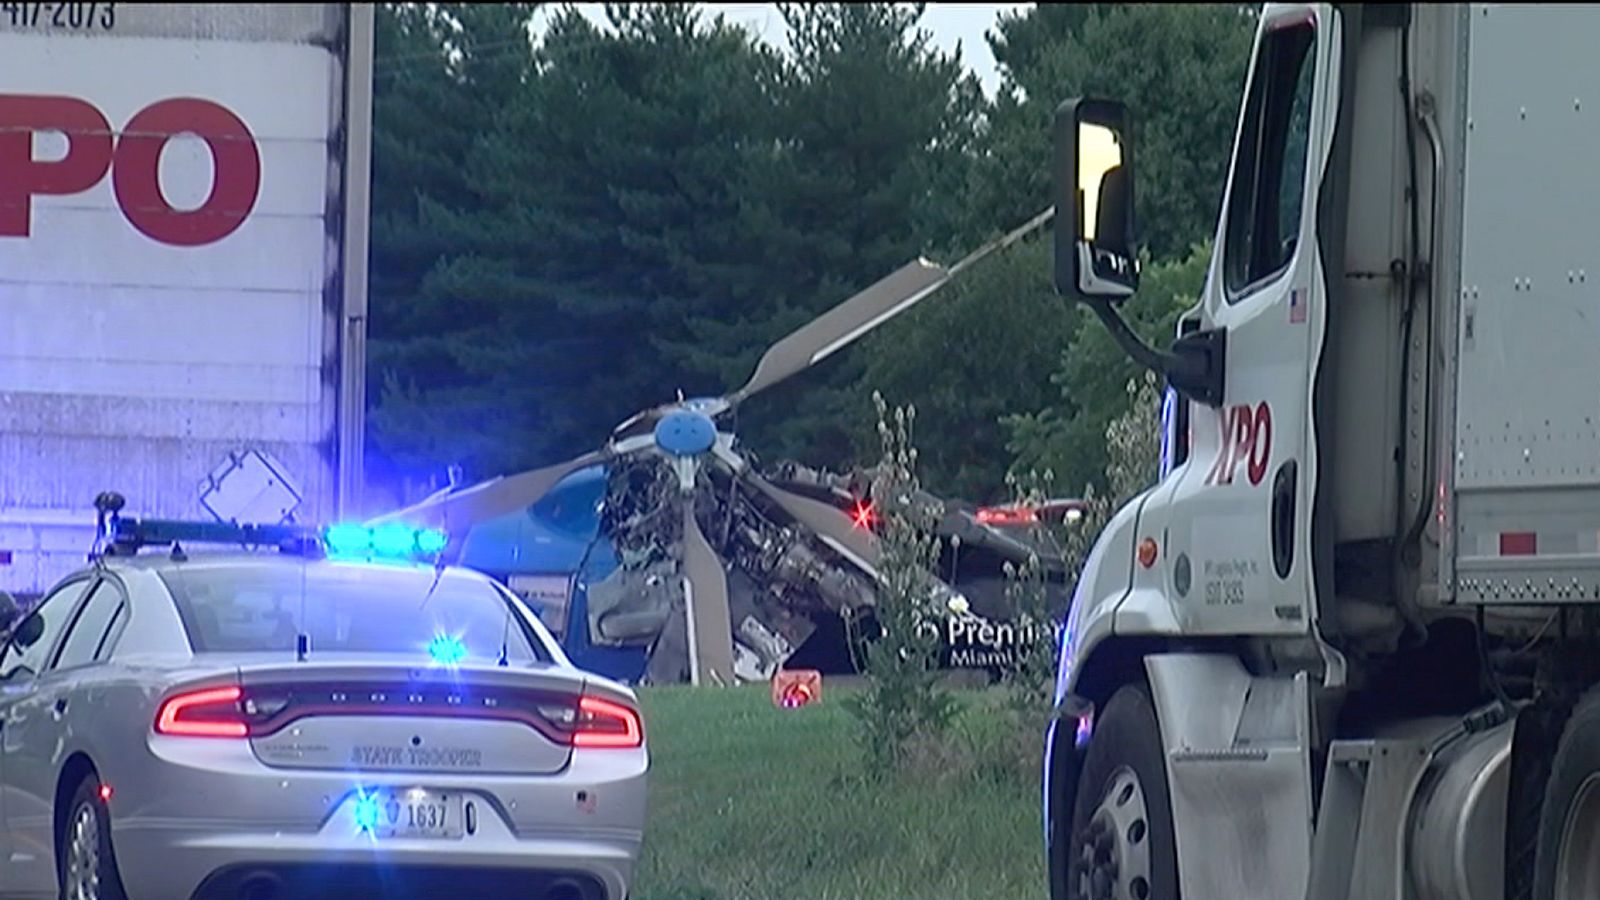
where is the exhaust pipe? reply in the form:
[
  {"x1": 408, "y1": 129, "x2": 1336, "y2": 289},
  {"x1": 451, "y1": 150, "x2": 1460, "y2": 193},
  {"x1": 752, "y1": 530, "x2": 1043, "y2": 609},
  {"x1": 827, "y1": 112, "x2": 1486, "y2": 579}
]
[
  {"x1": 544, "y1": 878, "x2": 588, "y2": 900},
  {"x1": 235, "y1": 871, "x2": 285, "y2": 900}
]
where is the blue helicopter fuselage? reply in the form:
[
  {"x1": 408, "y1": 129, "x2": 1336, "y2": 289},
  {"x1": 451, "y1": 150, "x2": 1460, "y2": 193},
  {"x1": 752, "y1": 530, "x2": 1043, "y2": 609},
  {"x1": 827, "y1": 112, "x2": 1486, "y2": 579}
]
[{"x1": 454, "y1": 464, "x2": 651, "y2": 683}]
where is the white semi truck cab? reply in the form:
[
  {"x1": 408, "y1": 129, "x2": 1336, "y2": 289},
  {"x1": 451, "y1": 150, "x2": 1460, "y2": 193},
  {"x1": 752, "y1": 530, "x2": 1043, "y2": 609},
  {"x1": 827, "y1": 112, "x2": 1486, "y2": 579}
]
[{"x1": 1045, "y1": 4, "x2": 1600, "y2": 899}]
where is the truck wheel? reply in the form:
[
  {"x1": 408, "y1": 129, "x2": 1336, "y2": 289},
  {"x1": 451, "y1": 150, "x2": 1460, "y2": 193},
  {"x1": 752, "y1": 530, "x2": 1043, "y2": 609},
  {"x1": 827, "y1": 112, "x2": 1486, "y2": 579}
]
[
  {"x1": 1066, "y1": 683, "x2": 1179, "y2": 900},
  {"x1": 1533, "y1": 684, "x2": 1600, "y2": 899}
]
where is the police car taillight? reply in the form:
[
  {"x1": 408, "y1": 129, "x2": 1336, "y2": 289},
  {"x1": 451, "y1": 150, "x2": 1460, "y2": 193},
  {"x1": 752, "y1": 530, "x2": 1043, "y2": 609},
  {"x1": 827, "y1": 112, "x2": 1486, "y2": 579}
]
[
  {"x1": 154, "y1": 685, "x2": 248, "y2": 738},
  {"x1": 571, "y1": 694, "x2": 643, "y2": 749}
]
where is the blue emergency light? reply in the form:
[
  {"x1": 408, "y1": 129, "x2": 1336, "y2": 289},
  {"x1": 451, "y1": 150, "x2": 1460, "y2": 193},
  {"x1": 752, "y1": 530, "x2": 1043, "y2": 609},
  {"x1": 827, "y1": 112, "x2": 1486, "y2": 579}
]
[
  {"x1": 427, "y1": 634, "x2": 468, "y2": 665},
  {"x1": 353, "y1": 793, "x2": 382, "y2": 832},
  {"x1": 323, "y1": 523, "x2": 449, "y2": 560}
]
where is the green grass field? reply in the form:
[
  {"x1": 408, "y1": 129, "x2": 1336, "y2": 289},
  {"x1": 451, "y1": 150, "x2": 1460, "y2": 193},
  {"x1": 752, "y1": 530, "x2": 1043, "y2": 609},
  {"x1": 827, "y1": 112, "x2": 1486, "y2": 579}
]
[{"x1": 631, "y1": 682, "x2": 1048, "y2": 900}]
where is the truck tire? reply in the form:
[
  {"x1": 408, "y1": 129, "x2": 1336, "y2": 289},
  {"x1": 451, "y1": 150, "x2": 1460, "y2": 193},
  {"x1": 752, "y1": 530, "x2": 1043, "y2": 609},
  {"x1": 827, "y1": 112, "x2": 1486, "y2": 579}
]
[
  {"x1": 1506, "y1": 695, "x2": 1572, "y2": 900},
  {"x1": 1531, "y1": 683, "x2": 1600, "y2": 899},
  {"x1": 1066, "y1": 683, "x2": 1179, "y2": 900}
]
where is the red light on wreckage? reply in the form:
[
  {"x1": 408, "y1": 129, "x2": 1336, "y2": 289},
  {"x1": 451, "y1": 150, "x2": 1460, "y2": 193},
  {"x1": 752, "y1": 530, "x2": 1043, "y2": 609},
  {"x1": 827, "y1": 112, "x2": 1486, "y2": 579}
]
[
  {"x1": 976, "y1": 505, "x2": 1039, "y2": 526},
  {"x1": 851, "y1": 500, "x2": 878, "y2": 530}
]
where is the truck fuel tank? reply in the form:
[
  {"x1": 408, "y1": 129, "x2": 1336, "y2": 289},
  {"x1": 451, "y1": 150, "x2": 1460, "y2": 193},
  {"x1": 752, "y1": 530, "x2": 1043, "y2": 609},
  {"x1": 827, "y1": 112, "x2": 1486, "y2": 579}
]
[{"x1": 1407, "y1": 714, "x2": 1514, "y2": 900}]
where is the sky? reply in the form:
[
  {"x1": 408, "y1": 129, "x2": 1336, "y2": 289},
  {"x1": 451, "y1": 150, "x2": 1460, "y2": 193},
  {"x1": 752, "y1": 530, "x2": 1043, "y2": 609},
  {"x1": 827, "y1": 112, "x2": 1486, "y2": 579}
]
[{"x1": 530, "y1": 3, "x2": 1035, "y2": 97}]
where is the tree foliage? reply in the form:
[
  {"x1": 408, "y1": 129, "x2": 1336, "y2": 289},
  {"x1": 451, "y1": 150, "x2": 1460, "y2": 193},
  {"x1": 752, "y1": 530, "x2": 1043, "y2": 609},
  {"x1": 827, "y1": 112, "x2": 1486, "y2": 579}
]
[
  {"x1": 367, "y1": 3, "x2": 544, "y2": 493},
  {"x1": 478, "y1": 3, "x2": 784, "y2": 448},
  {"x1": 731, "y1": 3, "x2": 987, "y2": 469},
  {"x1": 1005, "y1": 242, "x2": 1210, "y2": 497},
  {"x1": 854, "y1": 237, "x2": 1077, "y2": 502},
  {"x1": 970, "y1": 4, "x2": 1256, "y2": 260}
]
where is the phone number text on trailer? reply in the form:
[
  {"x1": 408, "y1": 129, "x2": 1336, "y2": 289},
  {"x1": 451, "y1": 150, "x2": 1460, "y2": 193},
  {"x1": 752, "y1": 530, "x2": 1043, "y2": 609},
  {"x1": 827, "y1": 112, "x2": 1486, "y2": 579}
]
[{"x1": 2, "y1": 3, "x2": 115, "y2": 31}]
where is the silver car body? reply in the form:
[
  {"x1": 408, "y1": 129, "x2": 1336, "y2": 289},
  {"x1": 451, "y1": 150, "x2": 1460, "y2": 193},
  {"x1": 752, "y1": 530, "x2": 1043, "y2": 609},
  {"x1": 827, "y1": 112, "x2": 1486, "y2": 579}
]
[{"x1": 0, "y1": 552, "x2": 648, "y2": 900}]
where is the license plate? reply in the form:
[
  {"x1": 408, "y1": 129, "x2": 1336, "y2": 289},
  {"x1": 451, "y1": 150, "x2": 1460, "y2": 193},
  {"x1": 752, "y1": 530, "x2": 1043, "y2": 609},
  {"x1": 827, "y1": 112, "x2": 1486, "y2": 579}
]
[{"x1": 359, "y1": 789, "x2": 464, "y2": 839}]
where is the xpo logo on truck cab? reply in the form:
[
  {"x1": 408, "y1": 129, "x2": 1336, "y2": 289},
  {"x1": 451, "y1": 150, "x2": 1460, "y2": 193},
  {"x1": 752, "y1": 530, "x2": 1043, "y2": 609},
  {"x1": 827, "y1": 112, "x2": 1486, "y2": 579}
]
[
  {"x1": 0, "y1": 94, "x2": 261, "y2": 247},
  {"x1": 1204, "y1": 401, "x2": 1273, "y2": 487}
]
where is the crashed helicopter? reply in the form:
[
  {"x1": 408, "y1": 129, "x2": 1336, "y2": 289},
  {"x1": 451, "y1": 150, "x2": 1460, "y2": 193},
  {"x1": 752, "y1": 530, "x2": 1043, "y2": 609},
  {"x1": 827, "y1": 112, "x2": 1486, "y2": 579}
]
[{"x1": 368, "y1": 209, "x2": 1073, "y2": 685}]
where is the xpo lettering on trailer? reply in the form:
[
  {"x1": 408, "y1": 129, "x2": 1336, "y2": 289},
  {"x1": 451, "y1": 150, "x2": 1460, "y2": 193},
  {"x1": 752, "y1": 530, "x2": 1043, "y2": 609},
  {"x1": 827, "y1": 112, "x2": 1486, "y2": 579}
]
[
  {"x1": 0, "y1": 94, "x2": 261, "y2": 246},
  {"x1": 0, "y1": 5, "x2": 372, "y2": 596}
]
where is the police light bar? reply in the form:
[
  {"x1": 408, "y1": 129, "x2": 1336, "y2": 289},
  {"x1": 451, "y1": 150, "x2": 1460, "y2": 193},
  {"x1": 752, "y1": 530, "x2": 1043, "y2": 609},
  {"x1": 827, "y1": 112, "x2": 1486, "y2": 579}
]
[
  {"x1": 103, "y1": 516, "x2": 447, "y2": 561},
  {"x1": 108, "y1": 518, "x2": 319, "y2": 553}
]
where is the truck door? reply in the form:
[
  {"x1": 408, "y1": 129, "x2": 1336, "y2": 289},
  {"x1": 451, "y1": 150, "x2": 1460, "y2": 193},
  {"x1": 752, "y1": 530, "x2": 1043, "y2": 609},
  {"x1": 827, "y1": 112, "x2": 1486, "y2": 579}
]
[{"x1": 1144, "y1": 5, "x2": 1336, "y2": 636}]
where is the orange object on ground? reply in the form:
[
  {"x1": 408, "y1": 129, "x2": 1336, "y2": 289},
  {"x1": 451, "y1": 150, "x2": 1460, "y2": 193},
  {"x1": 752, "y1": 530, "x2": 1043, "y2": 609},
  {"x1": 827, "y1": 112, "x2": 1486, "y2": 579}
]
[{"x1": 772, "y1": 669, "x2": 821, "y2": 708}]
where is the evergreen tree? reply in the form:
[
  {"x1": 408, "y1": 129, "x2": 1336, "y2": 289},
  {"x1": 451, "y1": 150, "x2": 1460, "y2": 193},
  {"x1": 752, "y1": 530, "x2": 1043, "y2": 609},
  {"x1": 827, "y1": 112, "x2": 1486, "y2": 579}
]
[
  {"x1": 855, "y1": 236, "x2": 1077, "y2": 502},
  {"x1": 969, "y1": 4, "x2": 1256, "y2": 261},
  {"x1": 1005, "y1": 242, "x2": 1211, "y2": 496},
  {"x1": 469, "y1": 4, "x2": 783, "y2": 457},
  {"x1": 367, "y1": 3, "x2": 541, "y2": 495},
  {"x1": 736, "y1": 3, "x2": 985, "y2": 470}
]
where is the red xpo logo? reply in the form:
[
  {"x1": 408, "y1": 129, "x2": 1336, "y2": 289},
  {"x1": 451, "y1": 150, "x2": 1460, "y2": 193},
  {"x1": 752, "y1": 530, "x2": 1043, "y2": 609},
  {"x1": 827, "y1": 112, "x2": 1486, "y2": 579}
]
[
  {"x1": 1205, "y1": 402, "x2": 1273, "y2": 486},
  {"x1": 0, "y1": 94, "x2": 261, "y2": 247}
]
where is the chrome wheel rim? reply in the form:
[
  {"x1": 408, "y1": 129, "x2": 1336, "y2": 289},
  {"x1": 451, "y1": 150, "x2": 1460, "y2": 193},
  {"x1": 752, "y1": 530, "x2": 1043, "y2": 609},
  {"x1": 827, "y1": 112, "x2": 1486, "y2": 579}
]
[
  {"x1": 64, "y1": 799, "x2": 101, "y2": 900},
  {"x1": 1073, "y1": 766, "x2": 1153, "y2": 900},
  {"x1": 1556, "y1": 772, "x2": 1600, "y2": 900}
]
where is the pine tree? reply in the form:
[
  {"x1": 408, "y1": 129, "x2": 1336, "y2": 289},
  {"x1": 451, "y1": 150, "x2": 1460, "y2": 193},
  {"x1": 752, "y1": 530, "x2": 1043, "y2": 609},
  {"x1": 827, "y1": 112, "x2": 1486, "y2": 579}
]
[
  {"x1": 969, "y1": 4, "x2": 1256, "y2": 261},
  {"x1": 735, "y1": 3, "x2": 985, "y2": 470},
  {"x1": 367, "y1": 3, "x2": 542, "y2": 495}
]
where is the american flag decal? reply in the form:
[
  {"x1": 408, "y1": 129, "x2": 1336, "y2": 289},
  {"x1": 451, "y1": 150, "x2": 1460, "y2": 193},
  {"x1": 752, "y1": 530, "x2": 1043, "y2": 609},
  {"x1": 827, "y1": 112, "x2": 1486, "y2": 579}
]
[{"x1": 1289, "y1": 288, "x2": 1307, "y2": 324}]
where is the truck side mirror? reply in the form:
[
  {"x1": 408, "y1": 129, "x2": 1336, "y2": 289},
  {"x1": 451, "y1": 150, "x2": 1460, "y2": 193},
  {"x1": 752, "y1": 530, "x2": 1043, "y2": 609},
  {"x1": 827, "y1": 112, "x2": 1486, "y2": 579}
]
[
  {"x1": 1053, "y1": 98, "x2": 1139, "y2": 302},
  {"x1": 1048, "y1": 96, "x2": 1226, "y2": 409}
]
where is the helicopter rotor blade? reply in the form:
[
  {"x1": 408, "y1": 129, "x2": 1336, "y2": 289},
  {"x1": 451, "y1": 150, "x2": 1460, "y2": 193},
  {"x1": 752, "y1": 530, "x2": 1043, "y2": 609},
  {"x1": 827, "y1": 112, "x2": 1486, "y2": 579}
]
[
  {"x1": 365, "y1": 449, "x2": 610, "y2": 534},
  {"x1": 727, "y1": 260, "x2": 948, "y2": 408},
  {"x1": 680, "y1": 497, "x2": 734, "y2": 686},
  {"x1": 726, "y1": 207, "x2": 1054, "y2": 408}
]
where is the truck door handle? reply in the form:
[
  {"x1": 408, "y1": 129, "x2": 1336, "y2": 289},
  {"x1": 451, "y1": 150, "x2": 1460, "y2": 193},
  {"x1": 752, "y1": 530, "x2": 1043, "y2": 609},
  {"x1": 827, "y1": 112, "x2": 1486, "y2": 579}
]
[
  {"x1": 1271, "y1": 460, "x2": 1298, "y2": 579},
  {"x1": 52, "y1": 697, "x2": 67, "y2": 717}
]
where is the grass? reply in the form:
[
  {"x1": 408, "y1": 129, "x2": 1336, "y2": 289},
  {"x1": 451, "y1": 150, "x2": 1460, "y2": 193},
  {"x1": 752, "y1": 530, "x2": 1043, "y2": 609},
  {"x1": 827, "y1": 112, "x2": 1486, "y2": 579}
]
[{"x1": 631, "y1": 680, "x2": 1048, "y2": 900}]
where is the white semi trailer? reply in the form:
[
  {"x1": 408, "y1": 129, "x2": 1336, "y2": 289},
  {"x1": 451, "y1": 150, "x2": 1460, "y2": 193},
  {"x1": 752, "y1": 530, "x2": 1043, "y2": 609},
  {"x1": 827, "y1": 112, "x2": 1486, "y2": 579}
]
[
  {"x1": 1046, "y1": 4, "x2": 1600, "y2": 899},
  {"x1": 0, "y1": 3, "x2": 373, "y2": 597}
]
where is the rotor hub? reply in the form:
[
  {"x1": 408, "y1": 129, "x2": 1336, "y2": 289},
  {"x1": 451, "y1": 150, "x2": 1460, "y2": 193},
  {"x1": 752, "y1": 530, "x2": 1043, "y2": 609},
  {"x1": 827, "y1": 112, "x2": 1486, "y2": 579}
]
[{"x1": 654, "y1": 409, "x2": 718, "y2": 458}]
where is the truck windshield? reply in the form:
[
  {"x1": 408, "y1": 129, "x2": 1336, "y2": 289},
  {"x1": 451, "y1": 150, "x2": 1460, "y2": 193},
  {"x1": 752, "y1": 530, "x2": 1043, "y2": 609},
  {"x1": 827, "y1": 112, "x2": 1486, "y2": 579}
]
[{"x1": 158, "y1": 560, "x2": 550, "y2": 665}]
